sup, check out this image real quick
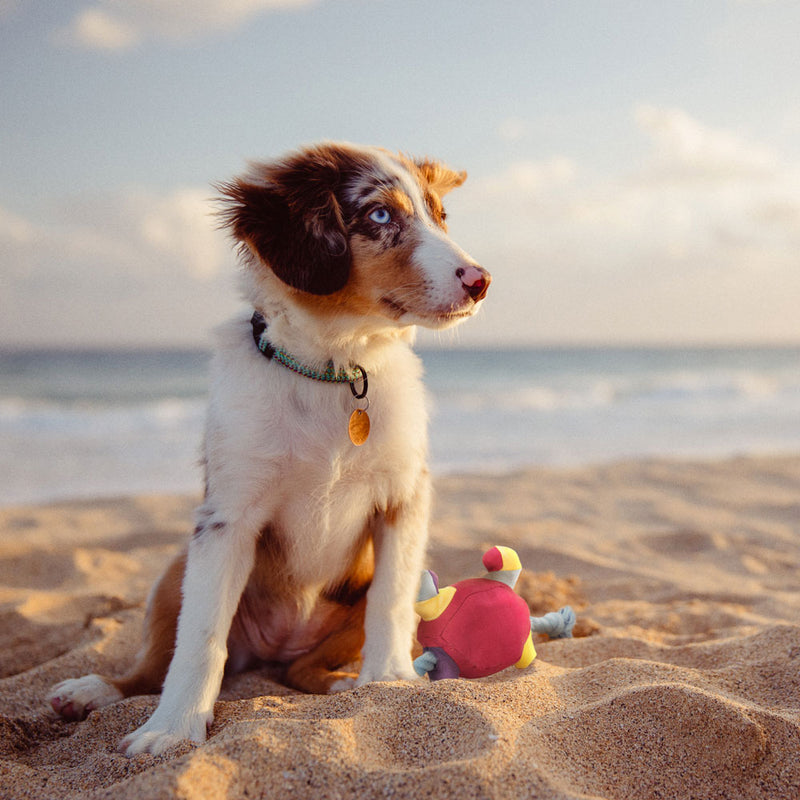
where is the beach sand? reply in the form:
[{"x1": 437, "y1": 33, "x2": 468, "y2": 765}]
[{"x1": 1, "y1": 456, "x2": 799, "y2": 799}]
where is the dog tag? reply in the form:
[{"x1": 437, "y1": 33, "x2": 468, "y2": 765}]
[{"x1": 348, "y1": 408, "x2": 370, "y2": 446}]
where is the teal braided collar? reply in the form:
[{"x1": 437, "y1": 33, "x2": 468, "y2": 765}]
[
  {"x1": 251, "y1": 311, "x2": 366, "y2": 386},
  {"x1": 272, "y1": 347, "x2": 364, "y2": 383}
]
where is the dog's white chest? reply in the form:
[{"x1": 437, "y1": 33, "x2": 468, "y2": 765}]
[{"x1": 270, "y1": 377, "x2": 426, "y2": 546}]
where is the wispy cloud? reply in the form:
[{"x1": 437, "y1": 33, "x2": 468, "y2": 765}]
[
  {"x1": 137, "y1": 188, "x2": 231, "y2": 281},
  {"x1": 466, "y1": 105, "x2": 799, "y2": 257},
  {"x1": 60, "y1": 0, "x2": 318, "y2": 51},
  {"x1": 449, "y1": 105, "x2": 800, "y2": 343},
  {"x1": 483, "y1": 158, "x2": 577, "y2": 195},
  {"x1": 0, "y1": 186, "x2": 239, "y2": 345},
  {"x1": 49, "y1": 187, "x2": 228, "y2": 280},
  {"x1": 0, "y1": 207, "x2": 35, "y2": 246},
  {"x1": 634, "y1": 105, "x2": 778, "y2": 183},
  {"x1": 64, "y1": 8, "x2": 139, "y2": 51}
]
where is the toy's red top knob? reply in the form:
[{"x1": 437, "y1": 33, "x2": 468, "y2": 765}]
[{"x1": 482, "y1": 546, "x2": 504, "y2": 572}]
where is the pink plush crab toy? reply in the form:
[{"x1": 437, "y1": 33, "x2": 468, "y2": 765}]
[{"x1": 414, "y1": 546, "x2": 575, "y2": 681}]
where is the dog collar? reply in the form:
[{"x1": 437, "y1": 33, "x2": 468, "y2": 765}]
[{"x1": 250, "y1": 312, "x2": 371, "y2": 445}]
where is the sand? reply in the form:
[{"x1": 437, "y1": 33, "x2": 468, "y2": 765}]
[{"x1": 1, "y1": 456, "x2": 799, "y2": 799}]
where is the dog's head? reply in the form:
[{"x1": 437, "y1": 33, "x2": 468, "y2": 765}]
[{"x1": 218, "y1": 142, "x2": 490, "y2": 330}]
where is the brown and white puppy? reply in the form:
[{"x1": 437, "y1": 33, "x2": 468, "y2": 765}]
[{"x1": 48, "y1": 142, "x2": 490, "y2": 756}]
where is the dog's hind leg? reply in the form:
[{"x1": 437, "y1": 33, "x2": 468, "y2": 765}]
[
  {"x1": 49, "y1": 551, "x2": 185, "y2": 721},
  {"x1": 285, "y1": 596, "x2": 367, "y2": 694}
]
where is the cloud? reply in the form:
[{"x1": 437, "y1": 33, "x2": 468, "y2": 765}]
[
  {"x1": 444, "y1": 105, "x2": 800, "y2": 344},
  {"x1": 5, "y1": 187, "x2": 229, "y2": 281},
  {"x1": 137, "y1": 188, "x2": 228, "y2": 280},
  {"x1": 60, "y1": 0, "x2": 318, "y2": 50},
  {"x1": 634, "y1": 105, "x2": 778, "y2": 183},
  {"x1": 483, "y1": 158, "x2": 577, "y2": 196},
  {"x1": 0, "y1": 187, "x2": 239, "y2": 345},
  {"x1": 466, "y1": 105, "x2": 800, "y2": 262},
  {"x1": 66, "y1": 8, "x2": 139, "y2": 51},
  {"x1": 0, "y1": 207, "x2": 35, "y2": 245}
]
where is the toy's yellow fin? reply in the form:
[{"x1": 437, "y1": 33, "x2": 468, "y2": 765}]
[
  {"x1": 515, "y1": 632, "x2": 536, "y2": 669},
  {"x1": 414, "y1": 585, "x2": 456, "y2": 621},
  {"x1": 495, "y1": 545, "x2": 522, "y2": 571}
]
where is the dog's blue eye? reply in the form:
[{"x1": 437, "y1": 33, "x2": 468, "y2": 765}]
[{"x1": 369, "y1": 207, "x2": 391, "y2": 224}]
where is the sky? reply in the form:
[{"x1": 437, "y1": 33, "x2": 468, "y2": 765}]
[{"x1": 2, "y1": 0, "x2": 800, "y2": 348}]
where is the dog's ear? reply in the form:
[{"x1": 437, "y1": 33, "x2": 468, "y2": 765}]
[
  {"x1": 217, "y1": 151, "x2": 351, "y2": 295},
  {"x1": 414, "y1": 159, "x2": 467, "y2": 197}
]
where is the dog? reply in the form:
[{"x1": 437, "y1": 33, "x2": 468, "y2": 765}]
[{"x1": 48, "y1": 142, "x2": 490, "y2": 756}]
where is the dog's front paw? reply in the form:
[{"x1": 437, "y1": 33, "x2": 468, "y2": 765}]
[
  {"x1": 48, "y1": 675, "x2": 123, "y2": 721},
  {"x1": 355, "y1": 658, "x2": 420, "y2": 687},
  {"x1": 119, "y1": 728, "x2": 190, "y2": 757},
  {"x1": 119, "y1": 709, "x2": 211, "y2": 757}
]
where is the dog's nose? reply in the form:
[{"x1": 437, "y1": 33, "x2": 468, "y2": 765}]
[{"x1": 457, "y1": 264, "x2": 491, "y2": 302}]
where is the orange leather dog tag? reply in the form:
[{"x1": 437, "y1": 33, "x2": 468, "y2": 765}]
[{"x1": 348, "y1": 409, "x2": 370, "y2": 446}]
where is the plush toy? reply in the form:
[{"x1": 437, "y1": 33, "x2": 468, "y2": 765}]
[{"x1": 414, "y1": 546, "x2": 575, "y2": 681}]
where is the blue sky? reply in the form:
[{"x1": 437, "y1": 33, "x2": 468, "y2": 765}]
[{"x1": 2, "y1": 0, "x2": 799, "y2": 347}]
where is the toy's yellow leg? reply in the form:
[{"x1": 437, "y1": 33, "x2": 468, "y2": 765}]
[{"x1": 515, "y1": 632, "x2": 536, "y2": 669}]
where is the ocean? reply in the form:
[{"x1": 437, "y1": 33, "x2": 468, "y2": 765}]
[{"x1": 1, "y1": 345, "x2": 799, "y2": 506}]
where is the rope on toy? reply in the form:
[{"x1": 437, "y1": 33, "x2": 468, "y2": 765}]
[
  {"x1": 530, "y1": 606, "x2": 576, "y2": 639},
  {"x1": 413, "y1": 650, "x2": 438, "y2": 677}
]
